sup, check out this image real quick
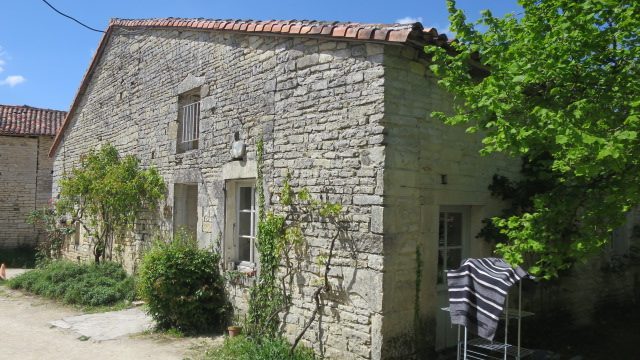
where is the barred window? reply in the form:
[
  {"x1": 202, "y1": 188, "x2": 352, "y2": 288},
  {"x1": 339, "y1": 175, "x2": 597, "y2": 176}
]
[{"x1": 177, "y1": 92, "x2": 200, "y2": 153}]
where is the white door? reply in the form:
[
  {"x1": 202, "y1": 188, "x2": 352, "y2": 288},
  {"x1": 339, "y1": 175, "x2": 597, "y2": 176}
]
[{"x1": 435, "y1": 206, "x2": 470, "y2": 350}]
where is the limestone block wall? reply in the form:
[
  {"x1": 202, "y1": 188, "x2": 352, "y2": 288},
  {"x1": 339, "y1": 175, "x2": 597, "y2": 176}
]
[
  {"x1": 0, "y1": 136, "x2": 54, "y2": 248},
  {"x1": 379, "y1": 45, "x2": 520, "y2": 359},
  {"x1": 52, "y1": 28, "x2": 386, "y2": 359}
]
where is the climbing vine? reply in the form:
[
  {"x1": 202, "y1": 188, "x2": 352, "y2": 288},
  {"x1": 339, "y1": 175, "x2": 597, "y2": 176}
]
[
  {"x1": 246, "y1": 137, "x2": 345, "y2": 354},
  {"x1": 413, "y1": 245, "x2": 429, "y2": 357}
]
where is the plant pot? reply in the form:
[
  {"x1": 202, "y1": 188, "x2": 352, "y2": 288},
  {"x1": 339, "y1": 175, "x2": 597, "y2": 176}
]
[{"x1": 228, "y1": 326, "x2": 242, "y2": 337}]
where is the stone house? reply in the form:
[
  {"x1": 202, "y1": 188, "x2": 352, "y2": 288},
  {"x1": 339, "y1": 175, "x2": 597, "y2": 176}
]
[
  {"x1": 0, "y1": 104, "x2": 65, "y2": 248},
  {"x1": 49, "y1": 18, "x2": 639, "y2": 359}
]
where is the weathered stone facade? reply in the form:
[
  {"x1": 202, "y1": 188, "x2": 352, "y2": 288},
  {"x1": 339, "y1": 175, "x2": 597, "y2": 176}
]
[
  {"x1": 0, "y1": 136, "x2": 55, "y2": 247},
  {"x1": 53, "y1": 25, "x2": 387, "y2": 359},
  {"x1": 1, "y1": 104, "x2": 64, "y2": 249},
  {"x1": 51, "y1": 19, "x2": 640, "y2": 359}
]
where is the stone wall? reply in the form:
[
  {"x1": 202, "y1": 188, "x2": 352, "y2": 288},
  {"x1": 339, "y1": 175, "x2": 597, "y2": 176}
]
[
  {"x1": 379, "y1": 45, "x2": 520, "y2": 359},
  {"x1": 0, "y1": 135, "x2": 54, "y2": 248},
  {"x1": 52, "y1": 28, "x2": 387, "y2": 359}
]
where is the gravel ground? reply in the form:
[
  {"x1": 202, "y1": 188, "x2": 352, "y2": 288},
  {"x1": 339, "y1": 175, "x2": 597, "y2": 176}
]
[{"x1": 0, "y1": 270, "x2": 221, "y2": 360}]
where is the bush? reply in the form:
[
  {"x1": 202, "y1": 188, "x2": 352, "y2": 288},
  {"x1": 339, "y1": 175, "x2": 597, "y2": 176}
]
[
  {"x1": 7, "y1": 260, "x2": 134, "y2": 307},
  {"x1": 203, "y1": 336, "x2": 315, "y2": 360},
  {"x1": 137, "y1": 232, "x2": 229, "y2": 333}
]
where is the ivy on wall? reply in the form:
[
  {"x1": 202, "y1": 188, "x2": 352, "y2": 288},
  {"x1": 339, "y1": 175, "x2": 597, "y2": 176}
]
[{"x1": 246, "y1": 137, "x2": 346, "y2": 355}]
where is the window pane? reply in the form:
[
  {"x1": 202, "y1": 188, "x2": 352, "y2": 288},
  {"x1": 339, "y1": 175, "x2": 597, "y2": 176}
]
[
  {"x1": 239, "y1": 186, "x2": 253, "y2": 210},
  {"x1": 239, "y1": 212, "x2": 252, "y2": 236},
  {"x1": 446, "y1": 213, "x2": 462, "y2": 247},
  {"x1": 238, "y1": 237, "x2": 251, "y2": 262},
  {"x1": 447, "y1": 249, "x2": 462, "y2": 270}
]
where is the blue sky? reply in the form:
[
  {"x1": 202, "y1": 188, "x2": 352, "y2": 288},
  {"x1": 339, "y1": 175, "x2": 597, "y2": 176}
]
[{"x1": 0, "y1": 0, "x2": 520, "y2": 111}]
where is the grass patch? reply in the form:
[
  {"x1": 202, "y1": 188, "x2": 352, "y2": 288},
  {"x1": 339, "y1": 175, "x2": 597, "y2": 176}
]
[
  {"x1": 7, "y1": 260, "x2": 135, "y2": 308},
  {"x1": 0, "y1": 245, "x2": 37, "y2": 268},
  {"x1": 202, "y1": 335, "x2": 315, "y2": 360}
]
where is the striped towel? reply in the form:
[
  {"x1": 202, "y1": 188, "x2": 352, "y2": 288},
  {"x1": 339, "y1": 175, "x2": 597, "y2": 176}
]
[{"x1": 447, "y1": 258, "x2": 531, "y2": 340}]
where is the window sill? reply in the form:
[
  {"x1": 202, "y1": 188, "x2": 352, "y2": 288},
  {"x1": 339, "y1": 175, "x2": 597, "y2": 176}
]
[
  {"x1": 237, "y1": 261, "x2": 256, "y2": 276},
  {"x1": 225, "y1": 267, "x2": 256, "y2": 287}
]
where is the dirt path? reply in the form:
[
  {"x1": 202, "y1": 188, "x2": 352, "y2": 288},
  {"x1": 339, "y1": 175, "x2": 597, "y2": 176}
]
[{"x1": 0, "y1": 286, "x2": 218, "y2": 360}]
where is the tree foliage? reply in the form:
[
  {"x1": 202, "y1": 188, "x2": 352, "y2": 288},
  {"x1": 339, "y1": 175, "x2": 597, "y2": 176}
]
[
  {"x1": 426, "y1": 0, "x2": 640, "y2": 278},
  {"x1": 27, "y1": 206, "x2": 75, "y2": 261},
  {"x1": 57, "y1": 144, "x2": 165, "y2": 263}
]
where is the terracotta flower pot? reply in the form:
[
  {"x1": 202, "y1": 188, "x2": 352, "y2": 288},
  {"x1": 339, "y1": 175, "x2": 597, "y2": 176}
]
[{"x1": 228, "y1": 325, "x2": 242, "y2": 337}]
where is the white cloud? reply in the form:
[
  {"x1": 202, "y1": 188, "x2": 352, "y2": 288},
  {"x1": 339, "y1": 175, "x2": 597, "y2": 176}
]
[
  {"x1": 1, "y1": 75, "x2": 26, "y2": 87},
  {"x1": 396, "y1": 16, "x2": 423, "y2": 24}
]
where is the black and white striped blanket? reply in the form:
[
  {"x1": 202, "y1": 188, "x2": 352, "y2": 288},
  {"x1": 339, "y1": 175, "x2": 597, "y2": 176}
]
[{"x1": 447, "y1": 258, "x2": 531, "y2": 340}]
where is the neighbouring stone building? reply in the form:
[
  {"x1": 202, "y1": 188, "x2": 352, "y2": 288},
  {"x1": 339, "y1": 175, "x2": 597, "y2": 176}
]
[
  {"x1": 0, "y1": 104, "x2": 65, "y2": 248},
  {"x1": 50, "y1": 18, "x2": 639, "y2": 359}
]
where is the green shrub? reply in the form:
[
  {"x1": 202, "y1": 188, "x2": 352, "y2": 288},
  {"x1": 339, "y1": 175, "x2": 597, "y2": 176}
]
[
  {"x1": 203, "y1": 336, "x2": 315, "y2": 360},
  {"x1": 137, "y1": 232, "x2": 229, "y2": 333},
  {"x1": 7, "y1": 260, "x2": 134, "y2": 307}
]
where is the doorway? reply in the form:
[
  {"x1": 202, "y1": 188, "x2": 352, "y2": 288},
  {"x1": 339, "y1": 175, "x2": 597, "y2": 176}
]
[
  {"x1": 435, "y1": 206, "x2": 470, "y2": 350},
  {"x1": 173, "y1": 183, "x2": 198, "y2": 240}
]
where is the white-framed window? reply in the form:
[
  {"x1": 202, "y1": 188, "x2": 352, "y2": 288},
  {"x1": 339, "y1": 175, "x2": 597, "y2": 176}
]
[
  {"x1": 225, "y1": 180, "x2": 257, "y2": 266},
  {"x1": 437, "y1": 207, "x2": 468, "y2": 284},
  {"x1": 177, "y1": 92, "x2": 200, "y2": 153},
  {"x1": 236, "y1": 184, "x2": 257, "y2": 263}
]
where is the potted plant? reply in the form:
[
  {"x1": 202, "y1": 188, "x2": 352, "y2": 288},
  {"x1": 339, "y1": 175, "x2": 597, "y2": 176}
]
[
  {"x1": 227, "y1": 325, "x2": 242, "y2": 337},
  {"x1": 227, "y1": 314, "x2": 244, "y2": 337}
]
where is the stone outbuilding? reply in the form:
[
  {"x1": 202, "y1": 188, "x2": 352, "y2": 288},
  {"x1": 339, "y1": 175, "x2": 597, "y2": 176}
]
[
  {"x1": 0, "y1": 104, "x2": 65, "y2": 249},
  {"x1": 49, "y1": 18, "x2": 640, "y2": 359}
]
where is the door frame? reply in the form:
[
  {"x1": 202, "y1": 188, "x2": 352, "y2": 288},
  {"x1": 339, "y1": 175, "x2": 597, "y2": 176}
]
[{"x1": 435, "y1": 205, "x2": 471, "y2": 351}]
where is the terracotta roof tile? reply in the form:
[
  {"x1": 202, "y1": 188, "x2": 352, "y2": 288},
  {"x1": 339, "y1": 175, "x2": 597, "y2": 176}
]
[
  {"x1": 103, "y1": 18, "x2": 447, "y2": 46},
  {"x1": 388, "y1": 29, "x2": 411, "y2": 42},
  {"x1": 373, "y1": 28, "x2": 389, "y2": 41},
  {"x1": 357, "y1": 28, "x2": 373, "y2": 40},
  {"x1": 0, "y1": 105, "x2": 65, "y2": 137},
  {"x1": 320, "y1": 25, "x2": 333, "y2": 35},
  {"x1": 332, "y1": 25, "x2": 347, "y2": 37}
]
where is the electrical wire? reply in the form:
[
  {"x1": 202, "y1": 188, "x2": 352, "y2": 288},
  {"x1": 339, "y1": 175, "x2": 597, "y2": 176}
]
[{"x1": 40, "y1": 0, "x2": 105, "y2": 33}]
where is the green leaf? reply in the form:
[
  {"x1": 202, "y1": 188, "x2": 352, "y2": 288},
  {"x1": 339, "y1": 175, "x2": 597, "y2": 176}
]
[{"x1": 556, "y1": 134, "x2": 569, "y2": 144}]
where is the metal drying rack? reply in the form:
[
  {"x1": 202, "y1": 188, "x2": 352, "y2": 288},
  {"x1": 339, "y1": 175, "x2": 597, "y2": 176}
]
[{"x1": 442, "y1": 281, "x2": 535, "y2": 360}]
